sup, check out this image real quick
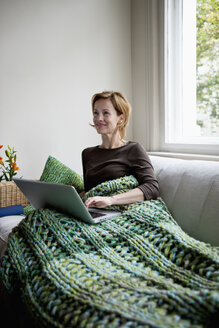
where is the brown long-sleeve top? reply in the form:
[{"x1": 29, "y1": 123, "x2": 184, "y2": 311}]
[{"x1": 82, "y1": 141, "x2": 159, "y2": 200}]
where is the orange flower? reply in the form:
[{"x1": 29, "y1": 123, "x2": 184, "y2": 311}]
[
  {"x1": 0, "y1": 145, "x2": 3, "y2": 149},
  {"x1": 12, "y1": 162, "x2": 19, "y2": 171},
  {"x1": 0, "y1": 159, "x2": 4, "y2": 166}
]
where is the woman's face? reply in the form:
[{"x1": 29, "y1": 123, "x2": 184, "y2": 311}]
[{"x1": 93, "y1": 99, "x2": 123, "y2": 136}]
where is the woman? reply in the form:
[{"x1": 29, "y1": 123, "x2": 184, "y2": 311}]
[{"x1": 82, "y1": 91, "x2": 159, "y2": 208}]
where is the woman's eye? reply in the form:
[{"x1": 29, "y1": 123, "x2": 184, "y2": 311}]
[{"x1": 104, "y1": 111, "x2": 109, "y2": 115}]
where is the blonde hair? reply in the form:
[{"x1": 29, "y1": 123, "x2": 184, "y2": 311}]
[{"x1": 91, "y1": 91, "x2": 131, "y2": 139}]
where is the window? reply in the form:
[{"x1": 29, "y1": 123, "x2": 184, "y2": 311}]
[{"x1": 163, "y1": 0, "x2": 219, "y2": 154}]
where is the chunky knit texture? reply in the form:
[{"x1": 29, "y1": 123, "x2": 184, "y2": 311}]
[
  {"x1": 40, "y1": 155, "x2": 84, "y2": 193},
  {"x1": 1, "y1": 176, "x2": 219, "y2": 327}
]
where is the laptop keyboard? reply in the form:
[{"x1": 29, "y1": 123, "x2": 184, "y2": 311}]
[{"x1": 89, "y1": 211, "x2": 105, "y2": 218}]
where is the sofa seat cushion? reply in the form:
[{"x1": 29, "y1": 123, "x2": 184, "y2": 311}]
[
  {"x1": 150, "y1": 155, "x2": 219, "y2": 246},
  {"x1": 0, "y1": 215, "x2": 25, "y2": 257}
]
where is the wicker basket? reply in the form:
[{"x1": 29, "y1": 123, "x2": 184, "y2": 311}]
[{"x1": 0, "y1": 181, "x2": 29, "y2": 207}]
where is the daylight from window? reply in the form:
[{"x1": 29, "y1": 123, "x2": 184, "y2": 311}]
[
  {"x1": 196, "y1": 0, "x2": 219, "y2": 138},
  {"x1": 165, "y1": 0, "x2": 219, "y2": 145}
]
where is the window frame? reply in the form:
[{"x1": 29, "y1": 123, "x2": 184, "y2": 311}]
[{"x1": 159, "y1": 0, "x2": 219, "y2": 156}]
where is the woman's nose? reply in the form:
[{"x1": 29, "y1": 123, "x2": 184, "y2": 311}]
[{"x1": 96, "y1": 113, "x2": 104, "y2": 121}]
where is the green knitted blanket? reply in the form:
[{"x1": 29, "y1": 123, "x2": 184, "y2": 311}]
[{"x1": 1, "y1": 176, "x2": 219, "y2": 327}]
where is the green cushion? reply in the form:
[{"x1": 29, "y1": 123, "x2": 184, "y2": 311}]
[
  {"x1": 24, "y1": 156, "x2": 84, "y2": 216},
  {"x1": 39, "y1": 156, "x2": 84, "y2": 193}
]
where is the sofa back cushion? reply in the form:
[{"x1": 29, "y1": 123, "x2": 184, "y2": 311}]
[{"x1": 150, "y1": 155, "x2": 219, "y2": 246}]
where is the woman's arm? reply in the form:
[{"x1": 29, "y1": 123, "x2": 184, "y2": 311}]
[
  {"x1": 79, "y1": 191, "x2": 86, "y2": 199},
  {"x1": 128, "y1": 143, "x2": 159, "y2": 200},
  {"x1": 84, "y1": 187, "x2": 144, "y2": 208}
]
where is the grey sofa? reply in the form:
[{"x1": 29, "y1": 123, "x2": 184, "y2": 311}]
[
  {"x1": 150, "y1": 155, "x2": 219, "y2": 246},
  {"x1": 0, "y1": 155, "x2": 219, "y2": 258},
  {"x1": 0, "y1": 154, "x2": 218, "y2": 328}
]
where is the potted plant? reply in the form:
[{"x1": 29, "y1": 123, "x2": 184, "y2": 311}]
[
  {"x1": 0, "y1": 145, "x2": 28, "y2": 207},
  {"x1": 0, "y1": 145, "x2": 19, "y2": 182}
]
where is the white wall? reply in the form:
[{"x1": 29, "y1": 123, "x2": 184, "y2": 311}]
[{"x1": 0, "y1": 0, "x2": 132, "y2": 179}]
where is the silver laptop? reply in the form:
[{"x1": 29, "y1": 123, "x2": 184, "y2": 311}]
[{"x1": 13, "y1": 178, "x2": 120, "y2": 224}]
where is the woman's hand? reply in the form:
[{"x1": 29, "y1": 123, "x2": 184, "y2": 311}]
[
  {"x1": 84, "y1": 196, "x2": 113, "y2": 209},
  {"x1": 84, "y1": 188, "x2": 144, "y2": 209}
]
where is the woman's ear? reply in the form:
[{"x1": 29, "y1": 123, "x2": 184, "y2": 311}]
[{"x1": 118, "y1": 114, "x2": 124, "y2": 125}]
